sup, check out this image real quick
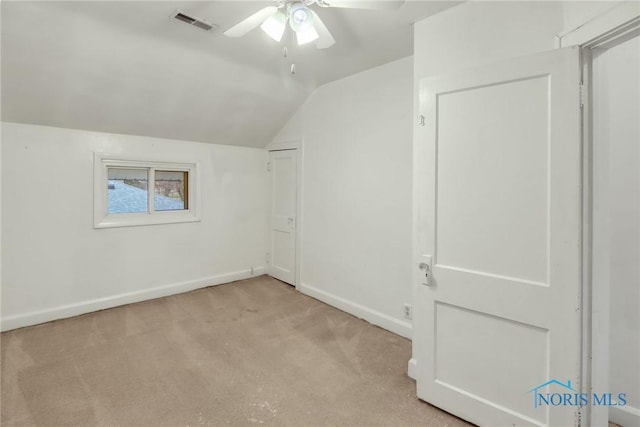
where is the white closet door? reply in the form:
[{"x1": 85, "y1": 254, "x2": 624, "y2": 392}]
[{"x1": 268, "y1": 150, "x2": 297, "y2": 285}]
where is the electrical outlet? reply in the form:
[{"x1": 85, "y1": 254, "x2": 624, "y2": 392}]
[{"x1": 403, "y1": 304, "x2": 412, "y2": 320}]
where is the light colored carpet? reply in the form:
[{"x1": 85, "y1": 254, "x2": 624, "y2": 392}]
[{"x1": 1, "y1": 276, "x2": 471, "y2": 426}]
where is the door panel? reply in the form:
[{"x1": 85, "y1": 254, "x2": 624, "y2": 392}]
[
  {"x1": 436, "y1": 76, "x2": 549, "y2": 284},
  {"x1": 435, "y1": 302, "x2": 549, "y2": 424},
  {"x1": 415, "y1": 47, "x2": 583, "y2": 427},
  {"x1": 268, "y1": 150, "x2": 297, "y2": 285}
]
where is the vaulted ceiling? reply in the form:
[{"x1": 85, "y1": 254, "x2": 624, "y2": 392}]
[{"x1": 1, "y1": 1, "x2": 458, "y2": 147}]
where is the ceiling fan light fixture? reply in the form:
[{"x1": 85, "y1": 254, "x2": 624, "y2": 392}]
[
  {"x1": 260, "y1": 11, "x2": 287, "y2": 42},
  {"x1": 296, "y1": 24, "x2": 319, "y2": 45},
  {"x1": 288, "y1": 2, "x2": 314, "y2": 32}
]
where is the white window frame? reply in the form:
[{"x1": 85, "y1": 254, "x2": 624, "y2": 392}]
[{"x1": 94, "y1": 153, "x2": 201, "y2": 229}]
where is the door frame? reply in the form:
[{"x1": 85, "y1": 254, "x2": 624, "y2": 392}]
[
  {"x1": 265, "y1": 140, "x2": 304, "y2": 289},
  {"x1": 558, "y1": 4, "x2": 640, "y2": 427}
]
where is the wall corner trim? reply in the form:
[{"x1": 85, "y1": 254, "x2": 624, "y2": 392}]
[
  {"x1": 298, "y1": 282, "x2": 412, "y2": 340},
  {"x1": 407, "y1": 358, "x2": 418, "y2": 380},
  {"x1": 1, "y1": 267, "x2": 266, "y2": 332},
  {"x1": 609, "y1": 404, "x2": 640, "y2": 427},
  {"x1": 558, "y1": 1, "x2": 640, "y2": 48}
]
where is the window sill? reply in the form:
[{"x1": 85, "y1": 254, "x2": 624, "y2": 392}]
[{"x1": 94, "y1": 211, "x2": 200, "y2": 229}]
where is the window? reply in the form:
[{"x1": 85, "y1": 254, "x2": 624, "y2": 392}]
[
  {"x1": 153, "y1": 170, "x2": 188, "y2": 212},
  {"x1": 94, "y1": 154, "x2": 199, "y2": 228}
]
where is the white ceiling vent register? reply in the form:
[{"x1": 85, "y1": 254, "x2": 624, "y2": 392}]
[{"x1": 172, "y1": 11, "x2": 218, "y2": 32}]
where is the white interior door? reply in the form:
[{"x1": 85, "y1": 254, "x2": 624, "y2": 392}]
[
  {"x1": 268, "y1": 149, "x2": 297, "y2": 285},
  {"x1": 414, "y1": 47, "x2": 584, "y2": 426}
]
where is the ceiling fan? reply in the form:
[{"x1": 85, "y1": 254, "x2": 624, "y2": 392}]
[{"x1": 224, "y1": 0, "x2": 405, "y2": 49}]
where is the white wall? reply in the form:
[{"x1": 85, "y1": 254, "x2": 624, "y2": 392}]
[
  {"x1": 273, "y1": 57, "x2": 414, "y2": 338},
  {"x1": 414, "y1": 1, "x2": 566, "y2": 81},
  {"x1": 1, "y1": 122, "x2": 268, "y2": 330},
  {"x1": 593, "y1": 35, "x2": 640, "y2": 426}
]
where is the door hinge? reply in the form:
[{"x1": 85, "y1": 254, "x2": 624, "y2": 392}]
[
  {"x1": 418, "y1": 115, "x2": 426, "y2": 127},
  {"x1": 267, "y1": 161, "x2": 272, "y2": 172},
  {"x1": 580, "y1": 83, "x2": 586, "y2": 108}
]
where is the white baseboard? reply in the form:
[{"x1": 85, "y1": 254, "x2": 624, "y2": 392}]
[
  {"x1": 407, "y1": 358, "x2": 418, "y2": 380},
  {"x1": 1, "y1": 267, "x2": 266, "y2": 332},
  {"x1": 610, "y1": 404, "x2": 640, "y2": 427},
  {"x1": 298, "y1": 282, "x2": 412, "y2": 339}
]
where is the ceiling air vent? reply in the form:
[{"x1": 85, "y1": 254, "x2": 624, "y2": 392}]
[{"x1": 172, "y1": 11, "x2": 217, "y2": 32}]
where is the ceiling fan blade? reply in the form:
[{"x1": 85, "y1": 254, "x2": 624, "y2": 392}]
[
  {"x1": 224, "y1": 6, "x2": 279, "y2": 37},
  {"x1": 322, "y1": 0, "x2": 404, "y2": 10},
  {"x1": 310, "y1": 11, "x2": 335, "y2": 49}
]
